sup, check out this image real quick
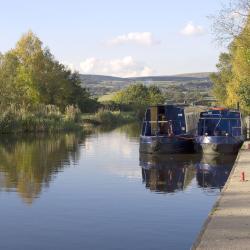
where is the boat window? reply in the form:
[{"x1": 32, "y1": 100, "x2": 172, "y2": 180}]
[{"x1": 198, "y1": 118, "x2": 241, "y2": 136}]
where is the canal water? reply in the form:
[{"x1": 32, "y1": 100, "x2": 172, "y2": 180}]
[{"x1": 0, "y1": 124, "x2": 236, "y2": 250}]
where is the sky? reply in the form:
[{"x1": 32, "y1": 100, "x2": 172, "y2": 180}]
[{"x1": 0, "y1": 0, "x2": 229, "y2": 77}]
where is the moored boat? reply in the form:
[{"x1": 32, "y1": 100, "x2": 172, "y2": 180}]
[
  {"x1": 139, "y1": 105, "x2": 201, "y2": 154},
  {"x1": 195, "y1": 108, "x2": 246, "y2": 155}
]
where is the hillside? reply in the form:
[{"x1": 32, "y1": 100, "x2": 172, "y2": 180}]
[{"x1": 80, "y1": 72, "x2": 212, "y2": 96}]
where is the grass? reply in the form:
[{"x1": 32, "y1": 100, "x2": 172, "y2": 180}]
[
  {"x1": 0, "y1": 104, "x2": 82, "y2": 134},
  {"x1": 82, "y1": 109, "x2": 136, "y2": 127},
  {"x1": 0, "y1": 104, "x2": 137, "y2": 134},
  {"x1": 98, "y1": 92, "x2": 118, "y2": 102}
]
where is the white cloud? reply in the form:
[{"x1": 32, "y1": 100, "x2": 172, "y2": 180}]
[
  {"x1": 62, "y1": 61, "x2": 76, "y2": 72},
  {"x1": 180, "y1": 21, "x2": 205, "y2": 36},
  {"x1": 107, "y1": 32, "x2": 160, "y2": 46},
  {"x1": 79, "y1": 56, "x2": 154, "y2": 77},
  {"x1": 79, "y1": 57, "x2": 97, "y2": 73}
]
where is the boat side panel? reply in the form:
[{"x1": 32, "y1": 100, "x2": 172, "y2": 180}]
[
  {"x1": 195, "y1": 136, "x2": 244, "y2": 154},
  {"x1": 140, "y1": 136, "x2": 194, "y2": 154}
]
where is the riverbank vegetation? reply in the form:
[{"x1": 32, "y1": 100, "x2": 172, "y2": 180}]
[
  {"x1": 0, "y1": 104, "x2": 82, "y2": 133},
  {"x1": 101, "y1": 84, "x2": 166, "y2": 119},
  {"x1": 82, "y1": 110, "x2": 135, "y2": 127},
  {"x1": 0, "y1": 31, "x2": 101, "y2": 133},
  {"x1": 211, "y1": 0, "x2": 250, "y2": 113},
  {"x1": 0, "y1": 31, "x2": 212, "y2": 134}
]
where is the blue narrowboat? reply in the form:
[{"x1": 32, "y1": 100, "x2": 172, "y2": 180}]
[
  {"x1": 195, "y1": 108, "x2": 246, "y2": 155},
  {"x1": 139, "y1": 105, "x2": 200, "y2": 154}
]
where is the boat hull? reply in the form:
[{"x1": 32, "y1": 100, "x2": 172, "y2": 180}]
[
  {"x1": 194, "y1": 136, "x2": 244, "y2": 155},
  {"x1": 139, "y1": 135, "x2": 194, "y2": 154}
]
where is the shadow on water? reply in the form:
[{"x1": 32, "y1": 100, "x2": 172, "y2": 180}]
[
  {"x1": 0, "y1": 133, "x2": 86, "y2": 204},
  {"x1": 140, "y1": 153, "x2": 236, "y2": 194}
]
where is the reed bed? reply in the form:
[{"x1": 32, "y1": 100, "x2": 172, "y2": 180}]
[{"x1": 0, "y1": 104, "x2": 81, "y2": 134}]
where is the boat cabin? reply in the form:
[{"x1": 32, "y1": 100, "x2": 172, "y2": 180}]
[
  {"x1": 197, "y1": 108, "x2": 242, "y2": 137},
  {"x1": 141, "y1": 105, "x2": 190, "y2": 136}
]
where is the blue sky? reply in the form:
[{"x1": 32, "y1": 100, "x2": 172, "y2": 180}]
[{"x1": 0, "y1": 0, "x2": 228, "y2": 77}]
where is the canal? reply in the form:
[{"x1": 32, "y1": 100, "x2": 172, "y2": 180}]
[{"x1": 0, "y1": 123, "x2": 236, "y2": 250}]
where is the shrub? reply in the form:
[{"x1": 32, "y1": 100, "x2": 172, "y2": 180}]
[
  {"x1": 64, "y1": 105, "x2": 81, "y2": 122},
  {"x1": 0, "y1": 104, "x2": 81, "y2": 134}
]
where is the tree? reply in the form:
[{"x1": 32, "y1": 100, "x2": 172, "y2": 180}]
[
  {"x1": 211, "y1": 1, "x2": 250, "y2": 112},
  {"x1": 0, "y1": 31, "x2": 96, "y2": 112},
  {"x1": 210, "y1": 52, "x2": 233, "y2": 105},
  {"x1": 112, "y1": 84, "x2": 165, "y2": 118},
  {"x1": 212, "y1": 0, "x2": 250, "y2": 44}
]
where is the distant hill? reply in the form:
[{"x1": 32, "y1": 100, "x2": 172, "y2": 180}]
[
  {"x1": 172, "y1": 72, "x2": 211, "y2": 78},
  {"x1": 80, "y1": 72, "x2": 213, "y2": 96},
  {"x1": 80, "y1": 74, "x2": 125, "y2": 83}
]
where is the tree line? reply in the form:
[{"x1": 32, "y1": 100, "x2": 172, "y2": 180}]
[
  {"x1": 0, "y1": 31, "x2": 98, "y2": 113},
  {"x1": 211, "y1": 0, "x2": 250, "y2": 113}
]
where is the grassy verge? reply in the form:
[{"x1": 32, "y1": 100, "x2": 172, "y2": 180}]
[
  {"x1": 82, "y1": 109, "x2": 136, "y2": 127},
  {"x1": 0, "y1": 105, "x2": 82, "y2": 134},
  {"x1": 0, "y1": 105, "x2": 137, "y2": 134}
]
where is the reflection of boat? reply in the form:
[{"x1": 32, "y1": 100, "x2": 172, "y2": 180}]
[
  {"x1": 140, "y1": 105, "x2": 201, "y2": 154},
  {"x1": 140, "y1": 153, "x2": 197, "y2": 193},
  {"x1": 195, "y1": 155, "x2": 236, "y2": 189},
  {"x1": 195, "y1": 108, "x2": 246, "y2": 155}
]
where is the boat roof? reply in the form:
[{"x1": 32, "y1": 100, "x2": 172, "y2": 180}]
[
  {"x1": 146, "y1": 104, "x2": 205, "y2": 113},
  {"x1": 200, "y1": 108, "x2": 241, "y2": 119}
]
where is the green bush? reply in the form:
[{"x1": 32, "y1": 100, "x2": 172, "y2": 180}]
[
  {"x1": 0, "y1": 104, "x2": 81, "y2": 134},
  {"x1": 87, "y1": 109, "x2": 136, "y2": 126},
  {"x1": 64, "y1": 105, "x2": 81, "y2": 122}
]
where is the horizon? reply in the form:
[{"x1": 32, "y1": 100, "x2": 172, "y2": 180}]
[{"x1": 79, "y1": 71, "x2": 212, "y2": 78}]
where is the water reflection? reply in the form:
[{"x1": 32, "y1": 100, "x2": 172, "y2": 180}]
[
  {"x1": 140, "y1": 153, "x2": 235, "y2": 193},
  {"x1": 0, "y1": 133, "x2": 85, "y2": 204},
  {"x1": 196, "y1": 155, "x2": 236, "y2": 190},
  {"x1": 140, "y1": 153, "x2": 198, "y2": 193},
  {"x1": 114, "y1": 123, "x2": 141, "y2": 140},
  {"x1": 0, "y1": 125, "x2": 237, "y2": 250}
]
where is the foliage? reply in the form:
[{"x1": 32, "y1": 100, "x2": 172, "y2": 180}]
[
  {"x1": 211, "y1": 3, "x2": 250, "y2": 113},
  {"x1": 82, "y1": 109, "x2": 136, "y2": 126},
  {"x1": 0, "y1": 104, "x2": 81, "y2": 133},
  {"x1": 210, "y1": 52, "x2": 233, "y2": 105},
  {"x1": 112, "y1": 84, "x2": 165, "y2": 118},
  {"x1": 211, "y1": 0, "x2": 250, "y2": 44},
  {"x1": 65, "y1": 105, "x2": 81, "y2": 122},
  {"x1": 0, "y1": 31, "x2": 97, "y2": 113}
]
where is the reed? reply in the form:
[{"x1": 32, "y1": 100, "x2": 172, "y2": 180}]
[
  {"x1": 82, "y1": 109, "x2": 136, "y2": 126},
  {"x1": 0, "y1": 104, "x2": 81, "y2": 134}
]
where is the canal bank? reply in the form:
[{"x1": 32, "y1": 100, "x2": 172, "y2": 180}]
[{"x1": 192, "y1": 140, "x2": 250, "y2": 250}]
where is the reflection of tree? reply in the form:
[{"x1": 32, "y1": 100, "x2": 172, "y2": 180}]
[
  {"x1": 196, "y1": 155, "x2": 236, "y2": 190},
  {"x1": 0, "y1": 133, "x2": 85, "y2": 204},
  {"x1": 140, "y1": 154, "x2": 197, "y2": 193},
  {"x1": 115, "y1": 123, "x2": 140, "y2": 139}
]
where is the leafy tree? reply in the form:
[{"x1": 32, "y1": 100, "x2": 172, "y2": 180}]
[
  {"x1": 211, "y1": 1, "x2": 250, "y2": 112},
  {"x1": 112, "y1": 84, "x2": 165, "y2": 118},
  {"x1": 0, "y1": 31, "x2": 96, "y2": 112},
  {"x1": 210, "y1": 52, "x2": 233, "y2": 105}
]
